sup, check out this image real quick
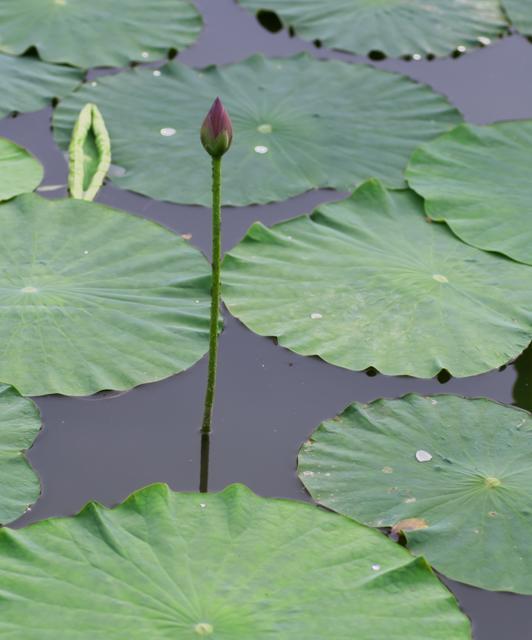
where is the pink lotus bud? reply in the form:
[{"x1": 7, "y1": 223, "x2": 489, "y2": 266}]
[{"x1": 200, "y1": 97, "x2": 233, "y2": 158}]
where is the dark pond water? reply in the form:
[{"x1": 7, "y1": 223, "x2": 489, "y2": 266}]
[{"x1": 2, "y1": 1, "x2": 531, "y2": 637}]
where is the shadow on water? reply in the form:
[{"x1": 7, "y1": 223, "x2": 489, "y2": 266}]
[{"x1": 514, "y1": 343, "x2": 532, "y2": 412}]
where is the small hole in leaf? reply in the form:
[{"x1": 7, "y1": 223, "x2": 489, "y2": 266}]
[
  {"x1": 368, "y1": 50, "x2": 386, "y2": 61},
  {"x1": 168, "y1": 47, "x2": 178, "y2": 60},
  {"x1": 256, "y1": 10, "x2": 283, "y2": 33},
  {"x1": 314, "y1": 39, "x2": 322, "y2": 48}
]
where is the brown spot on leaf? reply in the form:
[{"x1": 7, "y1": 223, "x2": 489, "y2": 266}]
[{"x1": 392, "y1": 518, "x2": 428, "y2": 535}]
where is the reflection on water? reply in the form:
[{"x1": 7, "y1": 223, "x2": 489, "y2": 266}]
[{"x1": 514, "y1": 343, "x2": 532, "y2": 412}]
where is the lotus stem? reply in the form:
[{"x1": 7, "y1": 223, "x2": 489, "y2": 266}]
[{"x1": 201, "y1": 156, "x2": 222, "y2": 434}]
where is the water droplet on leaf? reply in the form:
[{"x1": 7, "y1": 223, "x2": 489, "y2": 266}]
[{"x1": 416, "y1": 450, "x2": 433, "y2": 463}]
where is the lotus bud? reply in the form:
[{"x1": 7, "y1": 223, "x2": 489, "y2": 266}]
[{"x1": 200, "y1": 97, "x2": 233, "y2": 158}]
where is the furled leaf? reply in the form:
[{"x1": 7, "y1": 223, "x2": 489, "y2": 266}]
[
  {"x1": 298, "y1": 394, "x2": 532, "y2": 594},
  {"x1": 53, "y1": 54, "x2": 461, "y2": 206},
  {"x1": 0, "y1": 0, "x2": 202, "y2": 69},
  {"x1": 0, "y1": 384, "x2": 40, "y2": 524},
  {"x1": 68, "y1": 103, "x2": 111, "y2": 201},
  {"x1": 0, "y1": 136, "x2": 43, "y2": 199},
  {"x1": 407, "y1": 120, "x2": 532, "y2": 266},
  {"x1": 238, "y1": 0, "x2": 508, "y2": 58},
  {"x1": 0, "y1": 483, "x2": 470, "y2": 638},
  {"x1": 222, "y1": 180, "x2": 532, "y2": 378},
  {"x1": 0, "y1": 53, "x2": 81, "y2": 118},
  {"x1": 0, "y1": 193, "x2": 212, "y2": 396}
]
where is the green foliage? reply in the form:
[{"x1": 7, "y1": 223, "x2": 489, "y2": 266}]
[
  {"x1": 0, "y1": 385, "x2": 40, "y2": 524},
  {"x1": 0, "y1": 194, "x2": 212, "y2": 396},
  {"x1": 0, "y1": 0, "x2": 202, "y2": 68},
  {"x1": 0, "y1": 483, "x2": 470, "y2": 638},
  {"x1": 299, "y1": 394, "x2": 532, "y2": 593},
  {"x1": 407, "y1": 120, "x2": 532, "y2": 265},
  {"x1": 53, "y1": 54, "x2": 460, "y2": 205},
  {"x1": 239, "y1": 0, "x2": 508, "y2": 57},
  {"x1": 502, "y1": 0, "x2": 532, "y2": 35},
  {"x1": 0, "y1": 53, "x2": 81, "y2": 118},
  {"x1": 68, "y1": 103, "x2": 111, "y2": 201},
  {"x1": 222, "y1": 180, "x2": 532, "y2": 378},
  {"x1": 0, "y1": 137, "x2": 43, "y2": 200}
]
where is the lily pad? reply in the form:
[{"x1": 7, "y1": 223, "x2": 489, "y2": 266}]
[
  {"x1": 0, "y1": 137, "x2": 43, "y2": 200},
  {"x1": 502, "y1": 0, "x2": 532, "y2": 36},
  {"x1": 239, "y1": 0, "x2": 508, "y2": 58},
  {"x1": 298, "y1": 394, "x2": 532, "y2": 594},
  {"x1": 0, "y1": 483, "x2": 470, "y2": 638},
  {"x1": 0, "y1": 384, "x2": 41, "y2": 524},
  {"x1": 0, "y1": 193, "x2": 212, "y2": 396},
  {"x1": 407, "y1": 121, "x2": 532, "y2": 266},
  {"x1": 0, "y1": 53, "x2": 81, "y2": 118},
  {"x1": 222, "y1": 180, "x2": 532, "y2": 378},
  {"x1": 53, "y1": 54, "x2": 461, "y2": 206},
  {"x1": 0, "y1": 0, "x2": 202, "y2": 69}
]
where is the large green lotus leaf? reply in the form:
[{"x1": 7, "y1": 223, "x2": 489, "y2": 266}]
[
  {"x1": 52, "y1": 54, "x2": 461, "y2": 206},
  {"x1": 407, "y1": 121, "x2": 532, "y2": 266},
  {"x1": 0, "y1": 137, "x2": 43, "y2": 200},
  {"x1": 0, "y1": 483, "x2": 471, "y2": 639},
  {"x1": 222, "y1": 180, "x2": 532, "y2": 378},
  {"x1": 0, "y1": 53, "x2": 81, "y2": 118},
  {"x1": 502, "y1": 0, "x2": 532, "y2": 35},
  {"x1": 239, "y1": 0, "x2": 508, "y2": 58},
  {"x1": 0, "y1": 0, "x2": 202, "y2": 69},
  {"x1": 298, "y1": 394, "x2": 532, "y2": 594},
  {"x1": 0, "y1": 193, "x2": 212, "y2": 396},
  {"x1": 0, "y1": 384, "x2": 40, "y2": 524}
]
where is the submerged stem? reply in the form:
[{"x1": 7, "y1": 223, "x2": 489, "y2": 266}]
[
  {"x1": 201, "y1": 156, "x2": 222, "y2": 434},
  {"x1": 199, "y1": 433, "x2": 211, "y2": 493}
]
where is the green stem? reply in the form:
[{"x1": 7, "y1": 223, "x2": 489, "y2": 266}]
[{"x1": 201, "y1": 156, "x2": 222, "y2": 434}]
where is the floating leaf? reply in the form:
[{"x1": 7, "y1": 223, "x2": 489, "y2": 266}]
[
  {"x1": 407, "y1": 121, "x2": 532, "y2": 266},
  {"x1": 222, "y1": 180, "x2": 532, "y2": 378},
  {"x1": 0, "y1": 136, "x2": 43, "y2": 200},
  {"x1": 238, "y1": 0, "x2": 508, "y2": 58},
  {"x1": 0, "y1": 0, "x2": 202, "y2": 69},
  {"x1": 502, "y1": 0, "x2": 532, "y2": 36},
  {"x1": 298, "y1": 394, "x2": 532, "y2": 594},
  {"x1": 0, "y1": 483, "x2": 470, "y2": 638},
  {"x1": 0, "y1": 193, "x2": 211, "y2": 396},
  {"x1": 0, "y1": 384, "x2": 40, "y2": 524},
  {"x1": 0, "y1": 53, "x2": 81, "y2": 118},
  {"x1": 53, "y1": 54, "x2": 460, "y2": 206}
]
